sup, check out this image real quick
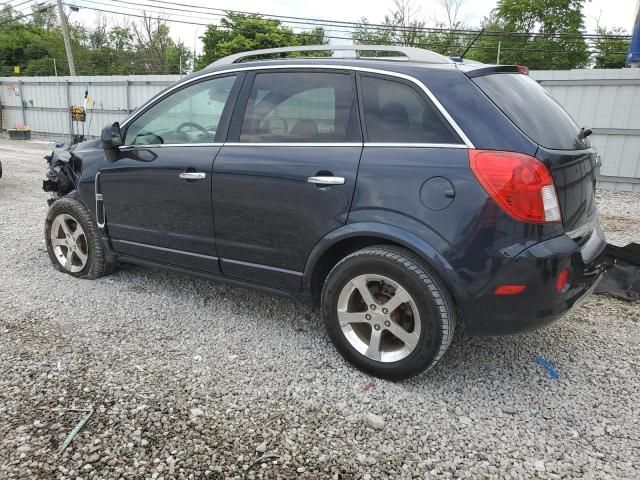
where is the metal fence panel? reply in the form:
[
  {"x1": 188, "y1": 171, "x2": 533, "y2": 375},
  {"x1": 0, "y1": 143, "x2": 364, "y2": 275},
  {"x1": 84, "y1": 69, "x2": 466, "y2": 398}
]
[
  {"x1": 0, "y1": 75, "x2": 180, "y2": 138},
  {"x1": 531, "y1": 69, "x2": 640, "y2": 191}
]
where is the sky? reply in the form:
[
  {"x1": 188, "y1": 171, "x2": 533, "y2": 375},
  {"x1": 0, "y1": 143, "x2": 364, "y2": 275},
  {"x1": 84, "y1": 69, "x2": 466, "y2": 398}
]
[{"x1": 63, "y1": 0, "x2": 639, "y2": 55}]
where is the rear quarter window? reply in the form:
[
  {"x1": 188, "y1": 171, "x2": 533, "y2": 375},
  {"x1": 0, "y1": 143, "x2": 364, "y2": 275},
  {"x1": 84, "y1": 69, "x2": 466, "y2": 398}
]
[
  {"x1": 473, "y1": 74, "x2": 587, "y2": 151},
  {"x1": 360, "y1": 75, "x2": 461, "y2": 144}
]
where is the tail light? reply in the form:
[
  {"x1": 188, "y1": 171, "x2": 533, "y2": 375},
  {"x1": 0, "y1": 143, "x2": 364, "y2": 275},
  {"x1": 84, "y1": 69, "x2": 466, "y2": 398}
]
[
  {"x1": 517, "y1": 65, "x2": 530, "y2": 75},
  {"x1": 469, "y1": 150, "x2": 561, "y2": 224}
]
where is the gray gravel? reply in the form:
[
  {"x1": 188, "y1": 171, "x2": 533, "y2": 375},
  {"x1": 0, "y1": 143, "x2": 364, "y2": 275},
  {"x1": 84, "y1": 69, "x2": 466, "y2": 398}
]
[
  {"x1": 0, "y1": 137, "x2": 639, "y2": 479},
  {"x1": 596, "y1": 190, "x2": 640, "y2": 247}
]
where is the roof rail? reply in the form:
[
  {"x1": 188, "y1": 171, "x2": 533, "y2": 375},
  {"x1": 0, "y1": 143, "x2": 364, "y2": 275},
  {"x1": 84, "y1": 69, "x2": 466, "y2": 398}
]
[{"x1": 208, "y1": 44, "x2": 454, "y2": 68}]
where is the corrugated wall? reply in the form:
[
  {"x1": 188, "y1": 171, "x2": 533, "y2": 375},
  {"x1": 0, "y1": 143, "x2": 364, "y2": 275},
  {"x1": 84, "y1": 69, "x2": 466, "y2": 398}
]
[
  {"x1": 0, "y1": 75, "x2": 179, "y2": 138},
  {"x1": 530, "y1": 69, "x2": 640, "y2": 192},
  {"x1": 1, "y1": 69, "x2": 639, "y2": 190}
]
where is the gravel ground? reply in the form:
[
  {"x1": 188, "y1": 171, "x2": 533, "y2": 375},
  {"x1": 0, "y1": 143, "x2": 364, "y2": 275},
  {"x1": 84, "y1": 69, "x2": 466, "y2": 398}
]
[{"x1": 0, "y1": 138, "x2": 639, "y2": 480}]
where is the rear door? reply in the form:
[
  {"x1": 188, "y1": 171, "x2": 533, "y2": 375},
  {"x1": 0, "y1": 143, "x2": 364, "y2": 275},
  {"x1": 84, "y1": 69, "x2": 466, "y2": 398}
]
[
  {"x1": 471, "y1": 73, "x2": 597, "y2": 233},
  {"x1": 212, "y1": 69, "x2": 362, "y2": 291}
]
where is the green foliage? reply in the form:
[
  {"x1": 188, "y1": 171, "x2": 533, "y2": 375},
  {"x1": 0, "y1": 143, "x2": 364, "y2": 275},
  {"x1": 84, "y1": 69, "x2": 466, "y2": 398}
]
[
  {"x1": 592, "y1": 27, "x2": 630, "y2": 68},
  {"x1": 353, "y1": 0, "x2": 611, "y2": 70},
  {"x1": 196, "y1": 13, "x2": 328, "y2": 69},
  {"x1": 0, "y1": 4, "x2": 191, "y2": 76},
  {"x1": 465, "y1": 0, "x2": 590, "y2": 69}
]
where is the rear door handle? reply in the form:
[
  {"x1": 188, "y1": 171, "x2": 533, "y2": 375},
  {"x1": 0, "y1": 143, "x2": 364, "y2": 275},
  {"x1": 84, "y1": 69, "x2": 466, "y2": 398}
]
[
  {"x1": 307, "y1": 176, "x2": 345, "y2": 186},
  {"x1": 179, "y1": 172, "x2": 206, "y2": 180}
]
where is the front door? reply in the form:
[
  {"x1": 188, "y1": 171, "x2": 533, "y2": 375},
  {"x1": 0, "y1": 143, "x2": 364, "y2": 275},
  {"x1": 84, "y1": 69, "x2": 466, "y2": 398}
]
[
  {"x1": 100, "y1": 74, "x2": 240, "y2": 273},
  {"x1": 212, "y1": 69, "x2": 363, "y2": 291}
]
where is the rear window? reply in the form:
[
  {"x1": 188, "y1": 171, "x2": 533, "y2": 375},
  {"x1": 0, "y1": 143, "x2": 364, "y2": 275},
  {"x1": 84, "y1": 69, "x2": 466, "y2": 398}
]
[{"x1": 473, "y1": 73, "x2": 586, "y2": 150}]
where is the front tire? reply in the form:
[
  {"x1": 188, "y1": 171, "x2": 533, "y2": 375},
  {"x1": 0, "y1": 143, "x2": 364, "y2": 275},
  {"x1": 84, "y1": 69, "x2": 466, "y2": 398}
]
[
  {"x1": 44, "y1": 197, "x2": 113, "y2": 279},
  {"x1": 321, "y1": 246, "x2": 455, "y2": 380}
]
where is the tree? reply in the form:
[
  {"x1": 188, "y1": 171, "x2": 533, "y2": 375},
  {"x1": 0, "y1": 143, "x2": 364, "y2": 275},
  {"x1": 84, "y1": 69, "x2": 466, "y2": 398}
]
[
  {"x1": 592, "y1": 27, "x2": 630, "y2": 68},
  {"x1": 466, "y1": 0, "x2": 590, "y2": 69},
  {"x1": 31, "y1": 2, "x2": 57, "y2": 30},
  {"x1": 196, "y1": 12, "x2": 328, "y2": 70},
  {"x1": 352, "y1": 0, "x2": 468, "y2": 57},
  {"x1": 436, "y1": 0, "x2": 466, "y2": 29},
  {"x1": 353, "y1": 0, "x2": 426, "y2": 49}
]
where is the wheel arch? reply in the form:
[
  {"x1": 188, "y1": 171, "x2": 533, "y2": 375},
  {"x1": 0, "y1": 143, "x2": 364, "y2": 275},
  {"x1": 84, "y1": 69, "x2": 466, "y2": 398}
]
[{"x1": 303, "y1": 222, "x2": 467, "y2": 306}]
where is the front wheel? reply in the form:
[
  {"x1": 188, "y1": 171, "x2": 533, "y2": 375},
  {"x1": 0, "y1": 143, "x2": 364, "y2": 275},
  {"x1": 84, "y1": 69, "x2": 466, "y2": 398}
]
[
  {"x1": 44, "y1": 197, "x2": 114, "y2": 279},
  {"x1": 321, "y1": 246, "x2": 455, "y2": 380}
]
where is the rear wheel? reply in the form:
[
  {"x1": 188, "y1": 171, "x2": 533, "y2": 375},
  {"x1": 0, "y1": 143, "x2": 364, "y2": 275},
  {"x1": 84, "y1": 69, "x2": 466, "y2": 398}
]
[
  {"x1": 321, "y1": 246, "x2": 455, "y2": 380},
  {"x1": 45, "y1": 197, "x2": 114, "y2": 279}
]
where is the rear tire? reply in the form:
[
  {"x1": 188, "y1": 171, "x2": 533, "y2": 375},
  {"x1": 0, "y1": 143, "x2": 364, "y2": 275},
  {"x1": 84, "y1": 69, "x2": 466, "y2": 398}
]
[
  {"x1": 44, "y1": 197, "x2": 114, "y2": 279},
  {"x1": 321, "y1": 245, "x2": 455, "y2": 380}
]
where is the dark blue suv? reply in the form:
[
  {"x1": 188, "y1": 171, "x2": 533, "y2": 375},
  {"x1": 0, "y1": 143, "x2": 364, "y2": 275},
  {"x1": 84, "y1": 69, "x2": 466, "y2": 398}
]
[{"x1": 43, "y1": 45, "x2": 607, "y2": 379}]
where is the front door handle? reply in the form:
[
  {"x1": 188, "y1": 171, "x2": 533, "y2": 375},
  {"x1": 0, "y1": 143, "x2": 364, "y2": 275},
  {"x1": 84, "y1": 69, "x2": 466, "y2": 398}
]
[
  {"x1": 307, "y1": 176, "x2": 345, "y2": 186},
  {"x1": 179, "y1": 172, "x2": 206, "y2": 180}
]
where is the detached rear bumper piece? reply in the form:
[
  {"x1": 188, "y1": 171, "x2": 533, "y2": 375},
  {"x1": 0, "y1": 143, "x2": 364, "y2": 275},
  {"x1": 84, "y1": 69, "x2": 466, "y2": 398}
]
[
  {"x1": 594, "y1": 243, "x2": 640, "y2": 302},
  {"x1": 459, "y1": 223, "x2": 608, "y2": 335}
]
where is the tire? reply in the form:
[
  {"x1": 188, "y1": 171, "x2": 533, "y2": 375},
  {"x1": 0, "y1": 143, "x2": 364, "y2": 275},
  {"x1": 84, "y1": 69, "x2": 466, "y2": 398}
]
[
  {"x1": 44, "y1": 197, "x2": 114, "y2": 279},
  {"x1": 321, "y1": 245, "x2": 455, "y2": 380}
]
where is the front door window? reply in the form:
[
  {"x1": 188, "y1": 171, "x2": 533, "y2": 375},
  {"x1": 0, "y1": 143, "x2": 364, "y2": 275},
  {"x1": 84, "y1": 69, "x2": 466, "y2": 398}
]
[{"x1": 124, "y1": 75, "x2": 236, "y2": 145}]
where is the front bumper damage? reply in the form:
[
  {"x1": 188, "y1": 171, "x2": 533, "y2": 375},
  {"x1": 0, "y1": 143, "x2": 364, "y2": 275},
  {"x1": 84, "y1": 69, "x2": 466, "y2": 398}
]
[{"x1": 42, "y1": 149, "x2": 79, "y2": 205}]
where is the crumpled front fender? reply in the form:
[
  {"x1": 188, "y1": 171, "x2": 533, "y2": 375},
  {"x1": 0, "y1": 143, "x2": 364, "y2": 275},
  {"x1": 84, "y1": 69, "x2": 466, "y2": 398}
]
[{"x1": 42, "y1": 149, "x2": 80, "y2": 202}]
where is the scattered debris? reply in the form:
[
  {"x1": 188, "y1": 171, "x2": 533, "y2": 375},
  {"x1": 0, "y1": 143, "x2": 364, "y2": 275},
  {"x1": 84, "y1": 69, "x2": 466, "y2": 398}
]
[
  {"x1": 534, "y1": 354, "x2": 558, "y2": 380},
  {"x1": 190, "y1": 408, "x2": 204, "y2": 418},
  {"x1": 57, "y1": 408, "x2": 94, "y2": 455},
  {"x1": 594, "y1": 243, "x2": 640, "y2": 302},
  {"x1": 365, "y1": 413, "x2": 385, "y2": 430},
  {"x1": 363, "y1": 381, "x2": 375, "y2": 392}
]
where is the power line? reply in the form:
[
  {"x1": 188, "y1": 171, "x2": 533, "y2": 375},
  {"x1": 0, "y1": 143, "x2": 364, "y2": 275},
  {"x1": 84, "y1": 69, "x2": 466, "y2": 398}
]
[
  {"x1": 0, "y1": 1, "x2": 53, "y2": 26},
  {"x1": 136, "y1": 0, "x2": 632, "y2": 40},
  {"x1": 61, "y1": 3, "x2": 629, "y2": 58},
  {"x1": 1, "y1": 0, "x2": 36, "y2": 12},
  {"x1": 76, "y1": 0, "x2": 633, "y2": 42},
  {"x1": 72, "y1": 0, "x2": 630, "y2": 51}
]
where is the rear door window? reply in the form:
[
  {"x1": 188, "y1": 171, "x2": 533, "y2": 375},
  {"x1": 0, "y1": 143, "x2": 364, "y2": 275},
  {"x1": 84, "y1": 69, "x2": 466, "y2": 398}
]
[
  {"x1": 240, "y1": 71, "x2": 355, "y2": 143},
  {"x1": 360, "y1": 75, "x2": 460, "y2": 144},
  {"x1": 472, "y1": 73, "x2": 586, "y2": 150}
]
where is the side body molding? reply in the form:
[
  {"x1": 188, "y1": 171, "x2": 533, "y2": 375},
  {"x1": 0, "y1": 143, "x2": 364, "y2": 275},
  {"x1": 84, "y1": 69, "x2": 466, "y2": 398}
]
[{"x1": 302, "y1": 222, "x2": 467, "y2": 301}]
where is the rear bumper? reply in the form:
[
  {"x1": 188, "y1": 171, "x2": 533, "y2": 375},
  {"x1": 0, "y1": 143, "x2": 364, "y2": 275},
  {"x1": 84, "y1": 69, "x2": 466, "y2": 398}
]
[{"x1": 459, "y1": 223, "x2": 608, "y2": 335}]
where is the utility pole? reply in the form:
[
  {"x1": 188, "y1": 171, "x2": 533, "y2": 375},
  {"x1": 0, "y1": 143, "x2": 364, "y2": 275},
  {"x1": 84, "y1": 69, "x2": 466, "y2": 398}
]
[
  {"x1": 56, "y1": 0, "x2": 76, "y2": 76},
  {"x1": 496, "y1": 41, "x2": 501, "y2": 65},
  {"x1": 630, "y1": 0, "x2": 640, "y2": 67}
]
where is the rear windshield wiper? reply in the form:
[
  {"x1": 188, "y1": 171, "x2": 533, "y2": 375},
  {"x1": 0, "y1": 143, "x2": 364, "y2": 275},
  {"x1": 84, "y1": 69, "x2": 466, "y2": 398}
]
[{"x1": 578, "y1": 127, "x2": 593, "y2": 140}]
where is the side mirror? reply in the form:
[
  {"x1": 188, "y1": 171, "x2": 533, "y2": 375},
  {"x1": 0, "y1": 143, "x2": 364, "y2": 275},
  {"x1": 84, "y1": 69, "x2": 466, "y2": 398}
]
[
  {"x1": 101, "y1": 122, "x2": 123, "y2": 150},
  {"x1": 101, "y1": 122, "x2": 122, "y2": 162}
]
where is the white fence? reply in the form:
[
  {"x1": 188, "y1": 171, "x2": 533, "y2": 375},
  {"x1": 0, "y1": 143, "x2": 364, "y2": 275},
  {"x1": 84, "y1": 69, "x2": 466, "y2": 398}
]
[
  {"x1": 530, "y1": 69, "x2": 640, "y2": 192},
  {"x1": 0, "y1": 75, "x2": 180, "y2": 139},
  {"x1": 1, "y1": 69, "x2": 639, "y2": 190}
]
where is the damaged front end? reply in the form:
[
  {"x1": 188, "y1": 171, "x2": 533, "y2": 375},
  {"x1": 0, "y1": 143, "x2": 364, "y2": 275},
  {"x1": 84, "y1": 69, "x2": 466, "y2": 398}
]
[{"x1": 43, "y1": 149, "x2": 80, "y2": 206}]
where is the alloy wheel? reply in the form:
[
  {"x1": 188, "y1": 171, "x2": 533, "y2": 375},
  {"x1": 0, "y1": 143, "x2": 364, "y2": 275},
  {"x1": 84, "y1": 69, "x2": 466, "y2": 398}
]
[
  {"x1": 336, "y1": 274, "x2": 421, "y2": 363},
  {"x1": 50, "y1": 213, "x2": 89, "y2": 273}
]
